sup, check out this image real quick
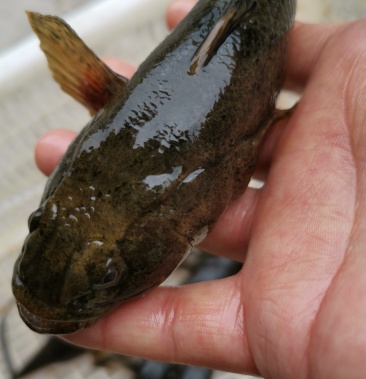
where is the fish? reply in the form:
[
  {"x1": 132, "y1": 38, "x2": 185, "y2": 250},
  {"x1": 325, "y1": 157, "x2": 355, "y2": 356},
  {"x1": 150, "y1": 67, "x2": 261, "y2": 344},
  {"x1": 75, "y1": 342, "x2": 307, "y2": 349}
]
[{"x1": 12, "y1": 0, "x2": 296, "y2": 334}]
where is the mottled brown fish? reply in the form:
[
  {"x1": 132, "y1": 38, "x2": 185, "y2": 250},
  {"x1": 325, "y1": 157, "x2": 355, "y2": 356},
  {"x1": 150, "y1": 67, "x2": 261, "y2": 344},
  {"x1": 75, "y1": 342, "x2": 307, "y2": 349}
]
[{"x1": 12, "y1": 0, "x2": 296, "y2": 334}]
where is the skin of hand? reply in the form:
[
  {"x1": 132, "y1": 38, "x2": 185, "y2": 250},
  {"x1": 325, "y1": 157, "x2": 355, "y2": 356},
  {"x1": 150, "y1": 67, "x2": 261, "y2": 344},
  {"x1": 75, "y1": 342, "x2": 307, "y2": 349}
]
[{"x1": 34, "y1": 1, "x2": 366, "y2": 378}]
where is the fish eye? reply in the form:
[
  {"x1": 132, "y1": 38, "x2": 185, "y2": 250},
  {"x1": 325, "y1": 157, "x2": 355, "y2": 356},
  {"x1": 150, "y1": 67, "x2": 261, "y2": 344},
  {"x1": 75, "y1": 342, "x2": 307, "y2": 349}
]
[
  {"x1": 28, "y1": 208, "x2": 43, "y2": 232},
  {"x1": 103, "y1": 267, "x2": 119, "y2": 285},
  {"x1": 92, "y1": 264, "x2": 121, "y2": 290}
]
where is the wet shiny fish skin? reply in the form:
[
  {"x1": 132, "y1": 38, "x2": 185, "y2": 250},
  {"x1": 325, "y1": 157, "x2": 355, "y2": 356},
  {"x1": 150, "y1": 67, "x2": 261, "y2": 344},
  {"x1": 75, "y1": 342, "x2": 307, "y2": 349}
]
[{"x1": 12, "y1": 0, "x2": 296, "y2": 334}]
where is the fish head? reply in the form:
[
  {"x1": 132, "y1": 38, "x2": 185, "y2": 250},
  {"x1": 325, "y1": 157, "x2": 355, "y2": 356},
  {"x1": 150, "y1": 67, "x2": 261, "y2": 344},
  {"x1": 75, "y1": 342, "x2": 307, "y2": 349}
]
[
  {"x1": 12, "y1": 195, "x2": 189, "y2": 334},
  {"x1": 12, "y1": 199, "x2": 130, "y2": 334}
]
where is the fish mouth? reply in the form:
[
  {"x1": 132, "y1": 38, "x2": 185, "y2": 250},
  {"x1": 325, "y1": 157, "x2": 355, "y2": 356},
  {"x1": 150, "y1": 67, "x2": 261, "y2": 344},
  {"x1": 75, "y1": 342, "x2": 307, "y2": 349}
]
[{"x1": 17, "y1": 302, "x2": 97, "y2": 334}]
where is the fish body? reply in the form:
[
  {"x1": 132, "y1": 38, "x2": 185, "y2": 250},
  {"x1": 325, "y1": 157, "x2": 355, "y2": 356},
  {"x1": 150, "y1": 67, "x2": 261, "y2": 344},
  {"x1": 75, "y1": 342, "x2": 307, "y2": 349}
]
[{"x1": 13, "y1": 0, "x2": 296, "y2": 334}]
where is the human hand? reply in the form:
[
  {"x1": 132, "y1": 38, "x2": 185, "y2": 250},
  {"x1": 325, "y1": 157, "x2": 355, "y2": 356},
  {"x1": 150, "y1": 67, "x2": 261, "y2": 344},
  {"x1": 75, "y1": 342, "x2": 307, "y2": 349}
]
[{"x1": 35, "y1": 1, "x2": 366, "y2": 378}]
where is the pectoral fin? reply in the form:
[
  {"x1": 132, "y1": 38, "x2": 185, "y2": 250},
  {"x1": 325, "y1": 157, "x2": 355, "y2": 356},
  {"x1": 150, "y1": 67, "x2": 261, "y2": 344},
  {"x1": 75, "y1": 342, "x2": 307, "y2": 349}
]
[
  {"x1": 27, "y1": 11, "x2": 128, "y2": 114},
  {"x1": 189, "y1": 0, "x2": 257, "y2": 75}
]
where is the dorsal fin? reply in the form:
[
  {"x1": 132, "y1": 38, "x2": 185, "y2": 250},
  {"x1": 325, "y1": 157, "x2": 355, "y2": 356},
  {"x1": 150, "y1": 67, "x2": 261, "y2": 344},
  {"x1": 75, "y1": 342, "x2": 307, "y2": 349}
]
[
  {"x1": 189, "y1": 0, "x2": 257, "y2": 75},
  {"x1": 27, "y1": 11, "x2": 129, "y2": 114}
]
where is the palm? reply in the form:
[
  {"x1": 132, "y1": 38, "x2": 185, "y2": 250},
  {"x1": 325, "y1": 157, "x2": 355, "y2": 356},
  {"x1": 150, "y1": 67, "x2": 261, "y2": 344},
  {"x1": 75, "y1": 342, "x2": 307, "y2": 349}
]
[
  {"x1": 35, "y1": 7, "x2": 366, "y2": 379},
  {"x1": 187, "y1": 20, "x2": 365, "y2": 378}
]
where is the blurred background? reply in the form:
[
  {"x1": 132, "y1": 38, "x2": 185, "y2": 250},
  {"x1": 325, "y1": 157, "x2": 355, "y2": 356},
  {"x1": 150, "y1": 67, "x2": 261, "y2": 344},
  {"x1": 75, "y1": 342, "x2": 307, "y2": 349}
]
[{"x1": 0, "y1": 0, "x2": 366, "y2": 378}]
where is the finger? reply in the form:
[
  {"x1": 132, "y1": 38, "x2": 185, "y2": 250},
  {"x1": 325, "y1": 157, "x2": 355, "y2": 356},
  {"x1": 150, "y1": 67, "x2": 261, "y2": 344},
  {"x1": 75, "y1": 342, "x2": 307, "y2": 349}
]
[
  {"x1": 285, "y1": 22, "x2": 343, "y2": 90},
  {"x1": 102, "y1": 57, "x2": 136, "y2": 79},
  {"x1": 166, "y1": 0, "x2": 197, "y2": 30},
  {"x1": 199, "y1": 187, "x2": 260, "y2": 262},
  {"x1": 252, "y1": 115, "x2": 291, "y2": 181},
  {"x1": 35, "y1": 129, "x2": 76, "y2": 176},
  {"x1": 65, "y1": 276, "x2": 258, "y2": 374}
]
